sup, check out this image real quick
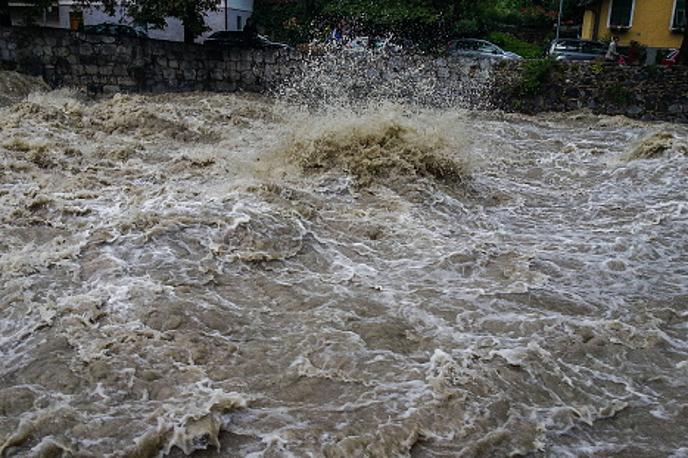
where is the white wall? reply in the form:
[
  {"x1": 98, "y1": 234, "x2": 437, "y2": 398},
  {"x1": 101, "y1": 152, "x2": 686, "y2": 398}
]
[
  {"x1": 230, "y1": 0, "x2": 254, "y2": 12},
  {"x1": 52, "y1": 1, "x2": 253, "y2": 42}
]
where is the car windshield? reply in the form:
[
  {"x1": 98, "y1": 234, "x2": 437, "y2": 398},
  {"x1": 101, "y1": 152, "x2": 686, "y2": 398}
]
[
  {"x1": 553, "y1": 40, "x2": 580, "y2": 52},
  {"x1": 581, "y1": 42, "x2": 607, "y2": 54},
  {"x1": 477, "y1": 42, "x2": 499, "y2": 53}
]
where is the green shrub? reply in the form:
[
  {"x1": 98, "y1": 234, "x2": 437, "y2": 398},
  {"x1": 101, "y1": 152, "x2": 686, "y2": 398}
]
[
  {"x1": 644, "y1": 64, "x2": 659, "y2": 77},
  {"x1": 514, "y1": 58, "x2": 558, "y2": 96},
  {"x1": 605, "y1": 84, "x2": 633, "y2": 106},
  {"x1": 452, "y1": 18, "x2": 481, "y2": 36},
  {"x1": 487, "y1": 32, "x2": 543, "y2": 59},
  {"x1": 591, "y1": 62, "x2": 605, "y2": 75}
]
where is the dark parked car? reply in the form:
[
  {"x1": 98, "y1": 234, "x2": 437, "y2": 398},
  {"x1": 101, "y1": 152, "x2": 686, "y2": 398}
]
[
  {"x1": 204, "y1": 31, "x2": 290, "y2": 49},
  {"x1": 83, "y1": 23, "x2": 147, "y2": 39},
  {"x1": 546, "y1": 39, "x2": 607, "y2": 61},
  {"x1": 447, "y1": 39, "x2": 522, "y2": 60}
]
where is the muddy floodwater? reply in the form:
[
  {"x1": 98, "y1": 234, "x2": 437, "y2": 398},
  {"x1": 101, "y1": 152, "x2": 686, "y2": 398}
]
[{"x1": 1, "y1": 75, "x2": 688, "y2": 457}]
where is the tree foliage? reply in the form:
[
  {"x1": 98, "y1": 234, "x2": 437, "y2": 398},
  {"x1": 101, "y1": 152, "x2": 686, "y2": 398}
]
[
  {"x1": 254, "y1": 0, "x2": 575, "y2": 46},
  {"x1": 0, "y1": 0, "x2": 219, "y2": 42},
  {"x1": 98, "y1": 0, "x2": 219, "y2": 42}
]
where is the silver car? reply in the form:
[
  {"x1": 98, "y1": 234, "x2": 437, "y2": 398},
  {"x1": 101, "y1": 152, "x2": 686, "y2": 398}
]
[
  {"x1": 447, "y1": 39, "x2": 523, "y2": 60},
  {"x1": 547, "y1": 39, "x2": 607, "y2": 61}
]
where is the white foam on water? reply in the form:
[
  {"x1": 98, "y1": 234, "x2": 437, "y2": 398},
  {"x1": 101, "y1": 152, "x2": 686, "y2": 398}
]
[{"x1": 1, "y1": 75, "x2": 687, "y2": 456}]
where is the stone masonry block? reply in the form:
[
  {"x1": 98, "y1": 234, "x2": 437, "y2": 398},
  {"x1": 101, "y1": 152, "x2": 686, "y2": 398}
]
[{"x1": 113, "y1": 66, "x2": 128, "y2": 77}]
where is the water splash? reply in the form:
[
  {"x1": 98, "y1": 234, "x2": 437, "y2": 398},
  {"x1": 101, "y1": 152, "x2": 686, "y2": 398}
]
[{"x1": 274, "y1": 49, "x2": 495, "y2": 110}]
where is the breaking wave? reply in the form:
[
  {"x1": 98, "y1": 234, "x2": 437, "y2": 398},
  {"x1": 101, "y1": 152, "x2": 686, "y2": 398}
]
[
  {"x1": 627, "y1": 130, "x2": 688, "y2": 160},
  {"x1": 0, "y1": 71, "x2": 49, "y2": 107},
  {"x1": 278, "y1": 107, "x2": 470, "y2": 187}
]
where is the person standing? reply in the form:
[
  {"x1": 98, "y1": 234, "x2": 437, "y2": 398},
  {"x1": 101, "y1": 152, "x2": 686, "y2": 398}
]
[
  {"x1": 328, "y1": 23, "x2": 343, "y2": 44},
  {"x1": 627, "y1": 40, "x2": 641, "y2": 65},
  {"x1": 606, "y1": 36, "x2": 620, "y2": 62}
]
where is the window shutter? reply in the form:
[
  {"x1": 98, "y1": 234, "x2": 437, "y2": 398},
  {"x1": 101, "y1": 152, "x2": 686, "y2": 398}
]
[
  {"x1": 609, "y1": 0, "x2": 634, "y2": 27},
  {"x1": 673, "y1": 0, "x2": 686, "y2": 30}
]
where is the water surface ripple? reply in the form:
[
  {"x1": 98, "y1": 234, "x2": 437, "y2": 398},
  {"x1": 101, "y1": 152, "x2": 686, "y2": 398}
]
[{"x1": 1, "y1": 88, "x2": 687, "y2": 457}]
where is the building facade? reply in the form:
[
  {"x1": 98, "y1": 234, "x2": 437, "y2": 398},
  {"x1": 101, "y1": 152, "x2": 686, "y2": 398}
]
[
  {"x1": 7, "y1": 0, "x2": 254, "y2": 42},
  {"x1": 581, "y1": 0, "x2": 685, "y2": 53}
]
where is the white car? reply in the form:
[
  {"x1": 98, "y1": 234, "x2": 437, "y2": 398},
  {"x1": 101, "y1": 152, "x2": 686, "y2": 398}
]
[{"x1": 447, "y1": 39, "x2": 523, "y2": 60}]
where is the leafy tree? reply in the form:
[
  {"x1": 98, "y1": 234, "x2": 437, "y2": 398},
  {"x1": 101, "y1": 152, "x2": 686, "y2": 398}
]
[
  {"x1": 99, "y1": 0, "x2": 219, "y2": 43},
  {"x1": 0, "y1": 0, "x2": 218, "y2": 42},
  {"x1": 254, "y1": 0, "x2": 570, "y2": 47},
  {"x1": 253, "y1": 0, "x2": 331, "y2": 44}
]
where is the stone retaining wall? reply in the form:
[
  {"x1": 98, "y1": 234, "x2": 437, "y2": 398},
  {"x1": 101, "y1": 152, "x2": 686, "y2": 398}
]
[
  {"x1": 1, "y1": 25, "x2": 687, "y2": 122},
  {"x1": 492, "y1": 60, "x2": 688, "y2": 123},
  {"x1": 0, "y1": 25, "x2": 493, "y2": 99},
  {"x1": 0, "y1": 25, "x2": 302, "y2": 93}
]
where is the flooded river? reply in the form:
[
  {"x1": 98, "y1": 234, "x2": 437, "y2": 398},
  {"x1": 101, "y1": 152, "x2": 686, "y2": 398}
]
[{"x1": 1, "y1": 71, "x2": 687, "y2": 457}]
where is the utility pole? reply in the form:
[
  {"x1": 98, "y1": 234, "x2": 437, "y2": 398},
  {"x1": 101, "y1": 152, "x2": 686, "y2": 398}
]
[
  {"x1": 556, "y1": 0, "x2": 564, "y2": 40},
  {"x1": 224, "y1": 0, "x2": 228, "y2": 30}
]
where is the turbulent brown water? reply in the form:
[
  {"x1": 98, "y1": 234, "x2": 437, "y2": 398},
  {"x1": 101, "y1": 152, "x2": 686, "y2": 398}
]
[
  {"x1": 0, "y1": 72, "x2": 49, "y2": 108},
  {"x1": 1, "y1": 74, "x2": 688, "y2": 457}
]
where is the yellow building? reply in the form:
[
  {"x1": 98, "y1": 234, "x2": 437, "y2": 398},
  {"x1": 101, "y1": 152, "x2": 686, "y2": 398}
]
[{"x1": 581, "y1": 0, "x2": 685, "y2": 50}]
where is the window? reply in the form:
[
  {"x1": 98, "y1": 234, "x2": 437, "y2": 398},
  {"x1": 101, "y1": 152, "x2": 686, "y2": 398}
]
[
  {"x1": 672, "y1": 0, "x2": 686, "y2": 30},
  {"x1": 237, "y1": 15, "x2": 243, "y2": 30},
  {"x1": 608, "y1": 0, "x2": 635, "y2": 28},
  {"x1": 581, "y1": 41, "x2": 608, "y2": 54},
  {"x1": 554, "y1": 40, "x2": 580, "y2": 52},
  {"x1": 69, "y1": 11, "x2": 84, "y2": 31},
  {"x1": 477, "y1": 42, "x2": 498, "y2": 53}
]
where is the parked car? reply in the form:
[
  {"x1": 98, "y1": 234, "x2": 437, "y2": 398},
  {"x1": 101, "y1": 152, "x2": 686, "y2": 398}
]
[
  {"x1": 447, "y1": 39, "x2": 523, "y2": 60},
  {"x1": 204, "y1": 31, "x2": 290, "y2": 49},
  {"x1": 344, "y1": 36, "x2": 402, "y2": 52},
  {"x1": 546, "y1": 39, "x2": 607, "y2": 61},
  {"x1": 83, "y1": 23, "x2": 147, "y2": 39},
  {"x1": 661, "y1": 49, "x2": 679, "y2": 65}
]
